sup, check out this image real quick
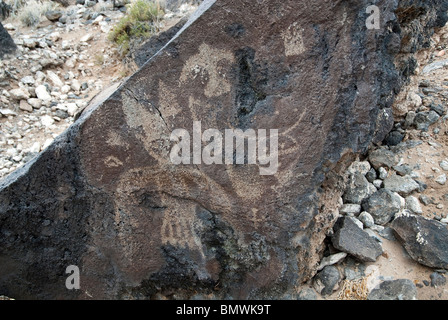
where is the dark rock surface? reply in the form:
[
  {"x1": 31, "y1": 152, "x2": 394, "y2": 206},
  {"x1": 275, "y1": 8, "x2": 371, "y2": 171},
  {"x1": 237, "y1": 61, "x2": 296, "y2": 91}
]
[
  {"x1": 383, "y1": 174, "x2": 420, "y2": 196},
  {"x1": 368, "y1": 148, "x2": 399, "y2": 170},
  {"x1": 313, "y1": 266, "x2": 340, "y2": 296},
  {"x1": 362, "y1": 189, "x2": 402, "y2": 225},
  {"x1": 343, "y1": 173, "x2": 376, "y2": 205},
  {"x1": 0, "y1": 0, "x2": 447, "y2": 299},
  {"x1": 0, "y1": 22, "x2": 16, "y2": 58},
  {"x1": 391, "y1": 213, "x2": 448, "y2": 269},
  {"x1": 131, "y1": 16, "x2": 188, "y2": 69},
  {"x1": 331, "y1": 217, "x2": 383, "y2": 262}
]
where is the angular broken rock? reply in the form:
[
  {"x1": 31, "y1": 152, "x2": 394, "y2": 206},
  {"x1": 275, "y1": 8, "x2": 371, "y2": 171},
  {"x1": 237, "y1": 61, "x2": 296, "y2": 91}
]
[
  {"x1": 46, "y1": 70, "x2": 65, "y2": 88},
  {"x1": 383, "y1": 174, "x2": 420, "y2": 196},
  {"x1": 0, "y1": 0, "x2": 446, "y2": 299},
  {"x1": 331, "y1": 217, "x2": 383, "y2": 262},
  {"x1": 362, "y1": 189, "x2": 402, "y2": 225},
  {"x1": 19, "y1": 100, "x2": 33, "y2": 112},
  {"x1": 313, "y1": 265, "x2": 341, "y2": 296},
  {"x1": 422, "y1": 59, "x2": 448, "y2": 75},
  {"x1": 45, "y1": 10, "x2": 63, "y2": 22},
  {"x1": 9, "y1": 88, "x2": 30, "y2": 101},
  {"x1": 414, "y1": 111, "x2": 440, "y2": 131},
  {"x1": 367, "y1": 279, "x2": 417, "y2": 300},
  {"x1": 391, "y1": 213, "x2": 448, "y2": 269},
  {"x1": 405, "y1": 196, "x2": 423, "y2": 215},
  {"x1": 368, "y1": 148, "x2": 399, "y2": 170},
  {"x1": 343, "y1": 172, "x2": 376, "y2": 205},
  {"x1": 35, "y1": 85, "x2": 51, "y2": 101}
]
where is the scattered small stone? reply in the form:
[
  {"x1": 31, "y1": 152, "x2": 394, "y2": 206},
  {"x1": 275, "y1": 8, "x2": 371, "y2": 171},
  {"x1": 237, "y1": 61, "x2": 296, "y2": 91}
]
[
  {"x1": 9, "y1": 88, "x2": 30, "y2": 100},
  {"x1": 313, "y1": 265, "x2": 341, "y2": 296},
  {"x1": 41, "y1": 115, "x2": 55, "y2": 127},
  {"x1": 370, "y1": 224, "x2": 385, "y2": 233},
  {"x1": 430, "y1": 104, "x2": 447, "y2": 116},
  {"x1": 384, "y1": 131, "x2": 404, "y2": 146},
  {"x1": 440, "y1": 160, "x2": 448, "y2": 171},
  {"x1": 419, "y1": 194, "x2": 432, "y2": 206},
  {"x1": 297, "y1": 288, "x2": 318, "y2": 300},
  {"x1": 317, "y1": 252, "x2": 347, "y2": 271},
  {"x1": 344, "y1": 264, "x2": 365, "y2": 281},
  {"x1": 22, "y1": 38, "x2": 38, "y2": 49},
  {"x1": 372, "y1": 179, "x2": 383, "y2": 189},
  {"x1": 20, "y1": 76, "x2": 35, "y2": 85},
  {"x1": 27, "y1": 98, "x2": 42, "y2": 109},
  {"x1": 61, "y1": 40, "x2": 71, "y2": 50},
  {"x1": 0, "y1": 109, "x2": 17, "y2": 117},
  {"x1": 85, "y1": 0, "x2": 97, "y2": 7},
  {"x1": 3, "y1": 23, "x2": 15, "y2": 31},
  {"x1": 414, "y1": 111, "x2": 440, "y2": 131},
  {"x1": 378, "y1": 167, "x2": 388, "y2": 180},
  {"x1": 80, "y1": 33, "x2": 93, "y2": 42},
  {"x1": 55, "y1": 109, "x2": 69, "y2": 119},
  {"x1": 436, "y1": 174, "x2": 447, "y2": 185},
  {"x1": 404, "y1": 111, "x2": 416, "y2": 129},
  {"x1": 393, "y1": 164, "x2": 413, "y2": 176},
  {"x1": 405, "y1": 196, "x2": 423, "y2": 215},
  {"x1": 66, "y1": 103, "x2": 78, "y2": 117},
  {"x1": 365, "y1": 168, "x2": 377, "y2": 183},
  {"x1": 71, "y1": 79, "x2": 81, "y2": 92},
  {"x1": 358, "y1": 211, "x2": 375, "y2": 228},
  {"x1": 19, "y1": 100, "x2": 33, "y2": 112},
  {"x1": 430, "y1": 272, "x2": 446, "y2": 287},
  {"x1": 45, "y1": 10, "x2": 63, "y2": 22},
  {"x1": 35, "y1": 85, "x2": 51, "y2": 101},
  {"x1": 46, "y1": 70, "x2": 64, "y2": 88}
]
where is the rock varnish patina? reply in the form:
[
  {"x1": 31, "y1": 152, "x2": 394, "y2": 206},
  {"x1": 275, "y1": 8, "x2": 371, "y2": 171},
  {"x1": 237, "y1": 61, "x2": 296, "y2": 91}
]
[{"x1": 0, "y1": 0, "x2": 447, "y2": 299}]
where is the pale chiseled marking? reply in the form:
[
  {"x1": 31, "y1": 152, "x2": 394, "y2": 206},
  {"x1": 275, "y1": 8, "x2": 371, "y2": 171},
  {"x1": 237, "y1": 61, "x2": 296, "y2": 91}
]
[{"x1": 180, "y1": 43, "x2": 234, "y2": 98}]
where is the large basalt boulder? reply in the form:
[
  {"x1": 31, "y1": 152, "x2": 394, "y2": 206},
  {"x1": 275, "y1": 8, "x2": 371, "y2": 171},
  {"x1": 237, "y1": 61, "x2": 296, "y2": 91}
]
[
  {"x1": 391, "y1": 213, "x2": 448, "y2": 269},
  {"x1": 0, "y1": 0, "x2": 447, "y2": 299},
  {"x1": 0, "y1": 22, "x2": 16, "y2": 58}
]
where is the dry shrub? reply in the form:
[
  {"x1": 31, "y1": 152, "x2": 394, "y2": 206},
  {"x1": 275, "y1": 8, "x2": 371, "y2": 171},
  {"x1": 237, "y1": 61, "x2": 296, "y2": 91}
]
[{"x1": 337, "y1": 275, "x2": 370, "y2": 300}]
